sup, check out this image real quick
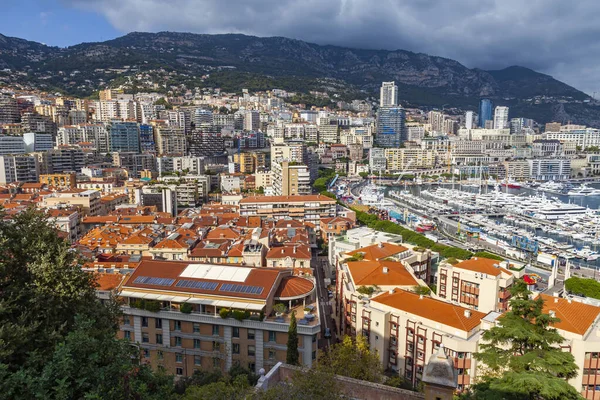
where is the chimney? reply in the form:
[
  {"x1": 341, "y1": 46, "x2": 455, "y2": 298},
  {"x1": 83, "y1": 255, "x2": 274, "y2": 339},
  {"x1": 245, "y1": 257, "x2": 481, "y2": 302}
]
[
  {"x1": 419, "y1": 294, "x2": 424, "y2": 300},
  {"x1": 493, "y1": 264, "x2": 499, "y2": 268},
  {"x1": 464, "y1": 310, "x2": 471, "y2": 318},
  {"x1": 293, "y1": 247, "x2": 297, "y2": 254},
  {"x1": 378, "y1": 242, "x2": 384, "y2": 248},
  {"x1": 389, "y1": 289, "x2": 395, "y2": 294},
  {"x1": 550, "y1": 310, "x2": 556, "y2": 318},
  {"x1": 554, "y1": 297, "x2": 559, "y2": 303},
  {"x1": 473, "y1": 257, "x2": 478, "y2": 260},
  {"x1": 383, "y1": 267, "x2": 389, "y2": 274}
]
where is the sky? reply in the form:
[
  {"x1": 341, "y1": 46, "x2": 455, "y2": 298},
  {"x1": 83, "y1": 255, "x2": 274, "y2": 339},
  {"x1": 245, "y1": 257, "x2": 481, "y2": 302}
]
[{"x1": 2, "y1": 0, "x2": 598, "y2": 95}]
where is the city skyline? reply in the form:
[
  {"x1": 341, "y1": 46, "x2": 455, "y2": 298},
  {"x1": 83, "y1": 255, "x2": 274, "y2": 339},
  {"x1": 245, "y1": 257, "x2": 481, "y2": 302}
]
[{"x1": 1, "y1": 0, "x2": 599, "y2": 95}]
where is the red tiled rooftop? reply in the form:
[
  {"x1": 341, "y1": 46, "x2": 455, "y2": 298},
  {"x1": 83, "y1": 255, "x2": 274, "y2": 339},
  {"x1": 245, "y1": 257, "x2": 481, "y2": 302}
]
[
  {"x1": 274, "y1": 276, "x2": 315, "y2": 299},
  {"x1": 372, "y1": 289, "x2": 486, "y2": 332}
]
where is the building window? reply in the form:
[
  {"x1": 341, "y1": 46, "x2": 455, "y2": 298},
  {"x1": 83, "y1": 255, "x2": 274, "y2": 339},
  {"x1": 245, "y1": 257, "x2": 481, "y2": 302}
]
[
  {"x1": 176, "y1": 353, "x2": 183, "y2": 363},
  {"x1": 213, "y1": 341, "x2": 220, "y2": 351},
  {"x1": 193, "y1": 323, "x2": 200, "y2": 333},
  {"x1": 176, "y1": 367, "x2": 183, "y2": 376},
  {"x1": 174, "y1": 321, "x2": 181, "y2": 331},
  {"x1": 194, "y1": 355, "x2": 201, "y2": 366},
  {"x1": 248, "y1": 329, "x2": 255, "y2": 340},
  {"x1": 194, "y1": 339, "x2": 201, "y2": 349},
  {"x1": 156, "y1": 334, "x2": 163, "y2": 345},
  {"x1": 157, "y1": 350, "x2": 163, "y2": 360},
  {"x1": 141, "y1": 317, "x2": 148, "y2": 328},
  {"x1": 233, "y1": 343, "x2": 240, "y2": 354},
  {"x1": 233, "y1": 327, "x2": 240, "y2": 338},
  {"x1": 142, "y1": 333, "x2": 149, "y2": 343},
  {"x1": 212, "y1": 325, "x2": 219, "y2": 336},
  {"x1": 123, "y1": 331, "x2": 131, "y2": 341},
  {"x1": 143, "y1": 349, "x2": 150, "y2": 359},
  {"x1": 312, "y1": 350, "x2": 316, "y2": 360},
  {"x1": 248, "y1": 345, "x2": 256, "y2": 357},
  {"x1": 155, "y1": 318, "x2": 162, "y2": 329},
  {"x1": 248, "y1": 362, "x2": 255, "y2": 372},
  {"x1": 269, "y1": 331, "x2": 276, "y2": 342},
  {"x1": 213, "y1": 358, "x2": 220, "y2": 368},
  {"x1": 268, "y1": 349, "x2": 276, "y2": 360},
  {"x1": 123, "y1": 315, "x2": 130, "y2": 325},
  {"x1": 174, "y1": 336, "x2": 182, "y2": 347}
]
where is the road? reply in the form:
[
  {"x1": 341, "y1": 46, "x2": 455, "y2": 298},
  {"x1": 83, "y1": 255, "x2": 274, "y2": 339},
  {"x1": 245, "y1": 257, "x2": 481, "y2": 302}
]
[{"x1": 313, "y1": 251, "x2": 337, "y2": 349}]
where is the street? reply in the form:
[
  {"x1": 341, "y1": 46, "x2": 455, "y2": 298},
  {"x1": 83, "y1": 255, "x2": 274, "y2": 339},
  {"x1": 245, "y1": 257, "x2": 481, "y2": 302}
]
[{"x1": 313, "y1": 251, "x2": 337, "y2": 349}]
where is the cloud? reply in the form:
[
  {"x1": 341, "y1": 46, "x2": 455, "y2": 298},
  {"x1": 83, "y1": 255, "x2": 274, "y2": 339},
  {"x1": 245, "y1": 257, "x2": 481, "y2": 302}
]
[{"x1": 63, "y1": 0, "x2": 600, "y2": 94}]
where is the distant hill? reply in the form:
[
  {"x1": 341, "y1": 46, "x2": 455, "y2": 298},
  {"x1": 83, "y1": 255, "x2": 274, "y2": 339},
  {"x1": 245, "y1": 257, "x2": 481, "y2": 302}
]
[{"x1": 1, "y1": 31, "x2": 598, "y2": 126}]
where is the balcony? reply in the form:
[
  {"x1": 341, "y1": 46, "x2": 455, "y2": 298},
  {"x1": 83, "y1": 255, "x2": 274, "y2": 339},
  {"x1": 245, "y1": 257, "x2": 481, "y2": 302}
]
[
  {"x1": 265, "y1": 301, "x2": 320, "y2": 327},
  {"x1": 454, "y1": 357, "x2": 471, "y2": 369}
]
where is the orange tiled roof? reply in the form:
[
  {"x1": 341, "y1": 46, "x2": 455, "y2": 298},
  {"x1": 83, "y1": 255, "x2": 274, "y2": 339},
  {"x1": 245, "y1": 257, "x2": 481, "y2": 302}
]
[
  {"x1": 274, "y1": 276, "x2": 315, "y2": 298},
  {"x1": 347, "y1": 260, "x2": 417, "y2": 287},
  {"x1": 266, "y1": 245, "x2": 311, "y2": 260},
  {"x1": 239, "y1": 194, "x2": 336, "y2": 204},
  {"x1": 206, "y1": 226, "x2": 241, "y2": 240},
  {"x1": 95, "y1": 273, "x2": 125, "y2": 291},
  {"x1": 541, "y1": 294, "x2": 600, "y2": 335},
  {"x1": 372, "y1": 289, "x2": 486, "y2": 332},
  {"x1": 347, "y1": 242, "x2": 408, "y2": 261},
  {"x1": 453, "y1": 257, "x2": 510, "y2": 277}
]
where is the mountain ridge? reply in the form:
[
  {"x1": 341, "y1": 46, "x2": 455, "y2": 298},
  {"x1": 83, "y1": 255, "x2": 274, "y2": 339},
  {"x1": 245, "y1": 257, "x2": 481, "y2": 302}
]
[{"x1": 0, "y1": 31, "x2": 598, "y2": 126}]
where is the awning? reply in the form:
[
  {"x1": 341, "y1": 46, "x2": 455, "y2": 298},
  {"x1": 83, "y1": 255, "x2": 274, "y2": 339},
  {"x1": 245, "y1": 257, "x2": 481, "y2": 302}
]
[
  {"x1": 119, "y1": 290, "x2": 144, "y2": 299},
  {"x1": 171, "y1": 296, "x2": 191, "y2": 303},
  {"x1": 156, "y1": 295, "x2": 176, "y2": 301},
  {"x1": 142, "y1": 293, "x2": 162, "y2": 300}
]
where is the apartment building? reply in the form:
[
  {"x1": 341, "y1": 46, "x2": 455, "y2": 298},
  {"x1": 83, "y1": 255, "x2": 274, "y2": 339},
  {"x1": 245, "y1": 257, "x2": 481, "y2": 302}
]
[
  {"x1": 40, "y1": 173, "x2": 77, "y2": 189},
  {"x1": 239, "y1": 194, "x2": 337, "y2": 225},
  {"x1": 0, "y1": 155, "x2": 39, "y2": 184},
  {"x1": 271, "y1": 161, "x2": 311, "y2": 196},
  {"x1": 437, "y1": 258, "x2": 516, "y2": 313},
  {"x1": 117, "y1": 261, "x2": 320, "y2": 376},
  {"x1": 0, "y1": 135, "x2": 25, "y2": 155},
  {"x1": 385, "y1": 148, "x2": 435, "y2": 172},
  {"x1": 41, "y1": 189, "x2": 102, "y2": 215}
]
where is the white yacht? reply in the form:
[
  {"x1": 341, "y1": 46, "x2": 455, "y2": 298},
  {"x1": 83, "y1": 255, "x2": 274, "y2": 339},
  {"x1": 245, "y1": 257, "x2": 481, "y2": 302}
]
[{"x1": 567, "y1": 184, "x2": 600, "y2": 196}]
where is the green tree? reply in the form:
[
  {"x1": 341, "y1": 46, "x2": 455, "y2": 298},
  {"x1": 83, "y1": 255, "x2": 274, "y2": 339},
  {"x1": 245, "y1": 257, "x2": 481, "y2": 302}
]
[
  {"x1": 182, "y1": 374, "x2": 251, "y2": 400},
  {"x1": 317, "y1": 335, "x2": 383, "y2": 383},
  {"x1": 0, "y1": 207, "x2": 175, "y2": 400},
  {"x1": 471, "y1": 280, "x2": 580, "y2": 400},
  {"x1": 286, "y1": 311, "x2": 300, "y2": 365},
  {"x1": 257, "y1": 368, "x2": 343, "y2": 400}
]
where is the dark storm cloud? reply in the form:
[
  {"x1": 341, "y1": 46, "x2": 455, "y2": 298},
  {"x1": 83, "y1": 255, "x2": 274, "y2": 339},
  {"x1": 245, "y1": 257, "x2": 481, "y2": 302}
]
[{"x1": 65, "y1": 0, "x2": 600, "y2": 94}]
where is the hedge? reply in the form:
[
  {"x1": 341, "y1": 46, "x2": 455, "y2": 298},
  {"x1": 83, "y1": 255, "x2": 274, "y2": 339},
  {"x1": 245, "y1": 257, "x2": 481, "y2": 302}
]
[
  {"x1": 473, "y1": 251, "x2": 505, "y2": 261},
  {"x1": 565, "y1": 277, "x2": 600, "y2": 300},
  {"x1": 352, "y1": 208, "x2": 473, "y2": 260}
]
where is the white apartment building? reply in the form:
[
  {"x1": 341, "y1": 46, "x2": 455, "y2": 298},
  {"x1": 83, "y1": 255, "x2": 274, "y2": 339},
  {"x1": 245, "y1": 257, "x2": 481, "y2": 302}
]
[
  {"x1": 493, "y1": 106, "x2": 509, "y2": 129},
  {"x1": 528, "y1": 158, "x2": 571, "y2": 181},
  {"x1": 385, "y1": 148, "x2": 435, "y2": 172},
  {"x1": 437, "y1": 258, "x2": 518, "y2": 313},
  {"x1": 544, "y1": 128, "x2": 600, "y2": 149},
  {"x1": 380, "y1": 81, "x2": 399, "y2": 107},
  {"x1": 369, "y1": 148, "x2": 387, "y2": 172},
  {"x1": 0, "y1": 155, "x2": 39, "y2": 184}
]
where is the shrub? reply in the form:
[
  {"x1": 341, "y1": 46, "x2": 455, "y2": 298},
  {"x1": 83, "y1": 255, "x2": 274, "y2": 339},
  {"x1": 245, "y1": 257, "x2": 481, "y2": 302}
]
[
  {"x1": 219, "y1": 308, "x2": 230, "y2": 319},
  {"x1": 473, "y1": 251, "x2": 504, "y2": 261},
  {"x1": 445, "y1": 257, "x2": 459, "y2": 265},
  {"x1": 180, "y1": 303, "x2": 193, "y2": 314},
  {"x1": 565, "y1": 277, "x2": 600, "y2": 300},
  {"x1": 232, "y1": 310, "x2": 247, "y2": 321},
  {"x1": 357, "y1": 286, "x2": 375, "y2": 296},
  {"x1": 273, "y1": 303, "x2": 287, "y2": 314},
  {"x1": 413, "y1": 285, "x2": 431, "y2": 296},
  {"x1": 144, "y1": 300, "x2": 161, "y2": 313}
]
